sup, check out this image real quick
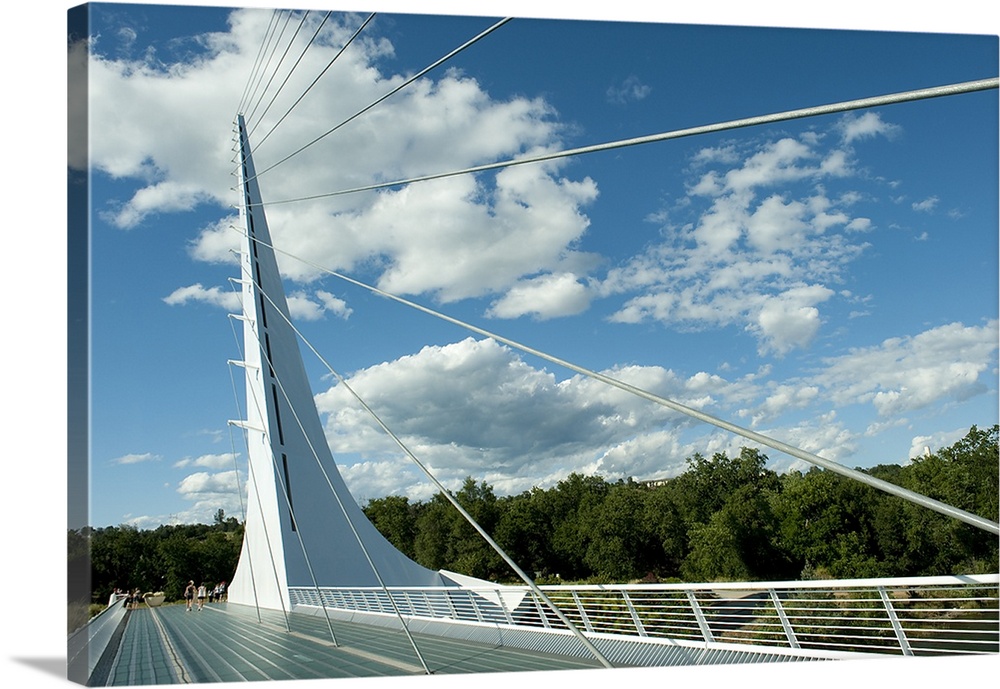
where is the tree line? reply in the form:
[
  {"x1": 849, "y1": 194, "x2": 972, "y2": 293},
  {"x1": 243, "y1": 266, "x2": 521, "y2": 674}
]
[
  {"x1": 69, "y1": 510, "x2": 243, "y2": 607},
  {"x1": 72, "y1": 425, "x2": 998, "y2": 607},
  {"x1": 362, "y1": 425, "x2": 998, "y2": 583}
]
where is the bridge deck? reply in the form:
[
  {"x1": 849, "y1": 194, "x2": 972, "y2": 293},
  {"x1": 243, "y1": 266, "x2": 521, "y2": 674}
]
[{"x1": 99, "y1": 601, "x2": 605, "y2": 684}]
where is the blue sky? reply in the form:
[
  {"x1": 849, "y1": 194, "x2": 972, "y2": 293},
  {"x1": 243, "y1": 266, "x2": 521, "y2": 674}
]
[{"x1": 67, "y1": 2, "x2": 998, "y2": 532}]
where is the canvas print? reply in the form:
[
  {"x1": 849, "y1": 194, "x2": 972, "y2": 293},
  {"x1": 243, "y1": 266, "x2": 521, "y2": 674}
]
[{"x1": 67, "y1": 1, "x2": 999, "y2": 686}]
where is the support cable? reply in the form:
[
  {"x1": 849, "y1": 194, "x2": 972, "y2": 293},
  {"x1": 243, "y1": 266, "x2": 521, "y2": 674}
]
[
  {"x1": 245, "y1": 10, "x2": 309, "y2": 129},
  {"x1": 250, "y1": 12, "x2": 366, "y2": 149},
  {"x1": 225, "y1": 364, "x2": 249, "y2": 526},
  {"x1": 242, "y1": 11, "x2": 293, "y2": 125},
  {"x1": 254, "y1": 265, "x2": 614, "y2": 668},
  {"x1": 257, "y1": 234, "x2": 1000, "y2": 537},
  {"x1": 238, "y1": 9, "x2": 282, "y2": 115},
  {"x1": 246, "y1": 10, "x2": 320, "y2": 138},
  {"x1": 246, "y1": 16, "x2": 513, "y2": 184},
  {"x1": 251, "y1": 77, "x2": 999, "y2": 207}
]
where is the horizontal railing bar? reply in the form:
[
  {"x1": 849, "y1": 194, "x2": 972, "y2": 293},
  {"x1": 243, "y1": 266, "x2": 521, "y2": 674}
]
[
  {"x1": 898, "y1": 615, "x2": 1000, "y2": 622},
  {"x1": 799, "y1": 642, "x2": 902, "y2": 652},
  {"x1": 791, "y1": 608, "x2": 889, "y2": 621},
  {"x1": 897, "y1": 601, "x2": 999, "y2": 608},
  {"x1": 289, "y1": 573, "x2": 998, "y2": 660},
  {"x1": 796, "y1": 636, "x2": 900, "y2": 644},
  {"x1": 909, "y1": 634, "x2": 1000, "y2": 642},
  {"x1": 291, "y1": 573, "x2": 999, "y2": 593}
]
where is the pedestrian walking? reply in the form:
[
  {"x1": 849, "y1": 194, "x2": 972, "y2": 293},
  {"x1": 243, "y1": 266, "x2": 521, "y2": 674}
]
[{"x1": 184, "y1": 581, "x2": 196, "y2": 611}]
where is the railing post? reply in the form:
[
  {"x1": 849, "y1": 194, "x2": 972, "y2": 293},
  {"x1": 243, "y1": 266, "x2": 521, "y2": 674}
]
[
  {"x1": 768, "y1": 589, "x2": 800, "y2": 649},
  {"x1": 570, "y1": 590, "x2": 594, "y2": 633},
  {"x1": 444, "y1": 589, "x2": 459, "y2": 620},
  {"x1": 531, "y1": 591, "x2": 553, "y2": 629},
  {"x1": 686, "y1": 590, "x2": 715, "y2": 644},
  {"x1": 621, "y1": 591, "x2": 648, "y2": 637},
  {"x1": 877, "y1": 587, "x2": 913, "y2": 656},
  {"x1": 496, "y1": 590, "x2": 515, "y2": 625},
  {"x1": 471, "y1": 590, "x2": 486, "y2": 623}
]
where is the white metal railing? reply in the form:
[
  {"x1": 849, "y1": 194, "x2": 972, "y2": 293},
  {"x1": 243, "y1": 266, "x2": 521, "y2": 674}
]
[
  {"x1": 68, "y1": 593, "x2": 129, "y2": 683},
  {"x1": 290, "y1": 574, "x2": 999, "y2": 657}
]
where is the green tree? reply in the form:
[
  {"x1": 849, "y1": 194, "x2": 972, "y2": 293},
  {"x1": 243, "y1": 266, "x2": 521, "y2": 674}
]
[
  {"x1": 413, "y1": 494, "x2": 451, "y2": 571},
  {"x1": 89, "y1": 525, "x2": 143, "y2": 602},
  {"x1": 450, "y1": 478, "x2": 505, "y2": 579},
  {"x1": 157, "y1": 530, "x2": 202, "y2": 600},
  {"x1": 681, "y1": 512, "x2": 750, "y2": 581},
  {"x1": 641, "y1": 485, "x2": 688, "y2": 578},
  {"x1": 870, "y1": 425, "x2": 998, "y2": 575},
  {"x1": 773, "y1": 467, "x2": 883, "y2": 577},
  {"x1": 412, "y1": 478, "x2": 507, "y2": 580},
  {"x1": 548, "y1": 473, "x2": 610, "y2": 579},
  {"x1": 679, "y1": 478, "x2": 790, "y2": 582},
  {"x1": 582, "y1": 480, "x2": 659, "y2": 581},
  {"x1": 494, "y1": 488, "x2": 555, "y2": 578},
  {"x1": 671, "y1": 448, "x2": 778, "y2": 525},
  {"x1": 191, "y1": 531, "x2": 241, "y2": 588},
  {"x1": 935, "y1": 424, "x2": 999, "y2": 520},
  {"x1": 363, "y1": 495, "x2": 418, "y2": 559}
]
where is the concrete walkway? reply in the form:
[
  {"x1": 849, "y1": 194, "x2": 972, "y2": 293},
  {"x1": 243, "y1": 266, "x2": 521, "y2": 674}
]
[{"x1": 104, "y1": 602, "x2": 604, "y2": 684}]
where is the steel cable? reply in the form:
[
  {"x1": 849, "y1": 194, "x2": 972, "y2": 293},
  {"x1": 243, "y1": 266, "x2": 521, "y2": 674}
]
[
  {"x1": 252, "y1": 77, "x2": 999, "y2": 207},
  {"x1": 244, "y1": 10, "x2": 304, "y2": 128},
  {"x1": 251, "y1": 12, "x2": 372, "y2": 151},
  {"x1": 245, "y1": 16, "x2": 513, "y2": 185},
  {"x1": 237, "y1": 9, "x2": 281, "y2": 115}
]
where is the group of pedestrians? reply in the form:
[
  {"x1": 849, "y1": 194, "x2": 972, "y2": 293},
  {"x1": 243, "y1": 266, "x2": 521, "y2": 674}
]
[
  {"x1": 127, "y1": 588, "x2": 143, "y2": 609},
  {"x1": 110, "y1": 587, "x2": 144, "y2": 610},
  {"x1": 184, "y1": 580, "x2": 227, "y2": 611}
]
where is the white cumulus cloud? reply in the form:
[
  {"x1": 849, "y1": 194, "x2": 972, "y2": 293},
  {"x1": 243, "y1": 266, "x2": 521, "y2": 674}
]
[
  {"x1": 486, "y1": 272, "x2": 592, "y2": 320},
  {"x1": 173, "y1": 453, "x2": 239, "y2": 470},
  {"x1": 163, "y1": 283, "x2": 241, "y2": 311},
  {"x1": 816, "y1": 320, "x2": 999, "y2": 416},
  {"x1": 838, "y1": 111, "x2": 901, "y2": 144},
  {"x1": 752, "y1": 284, "x2": 834, "y2": 356},
  {"x1": 111, "y1": 452, "x2": 160, "y2": 466}
]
